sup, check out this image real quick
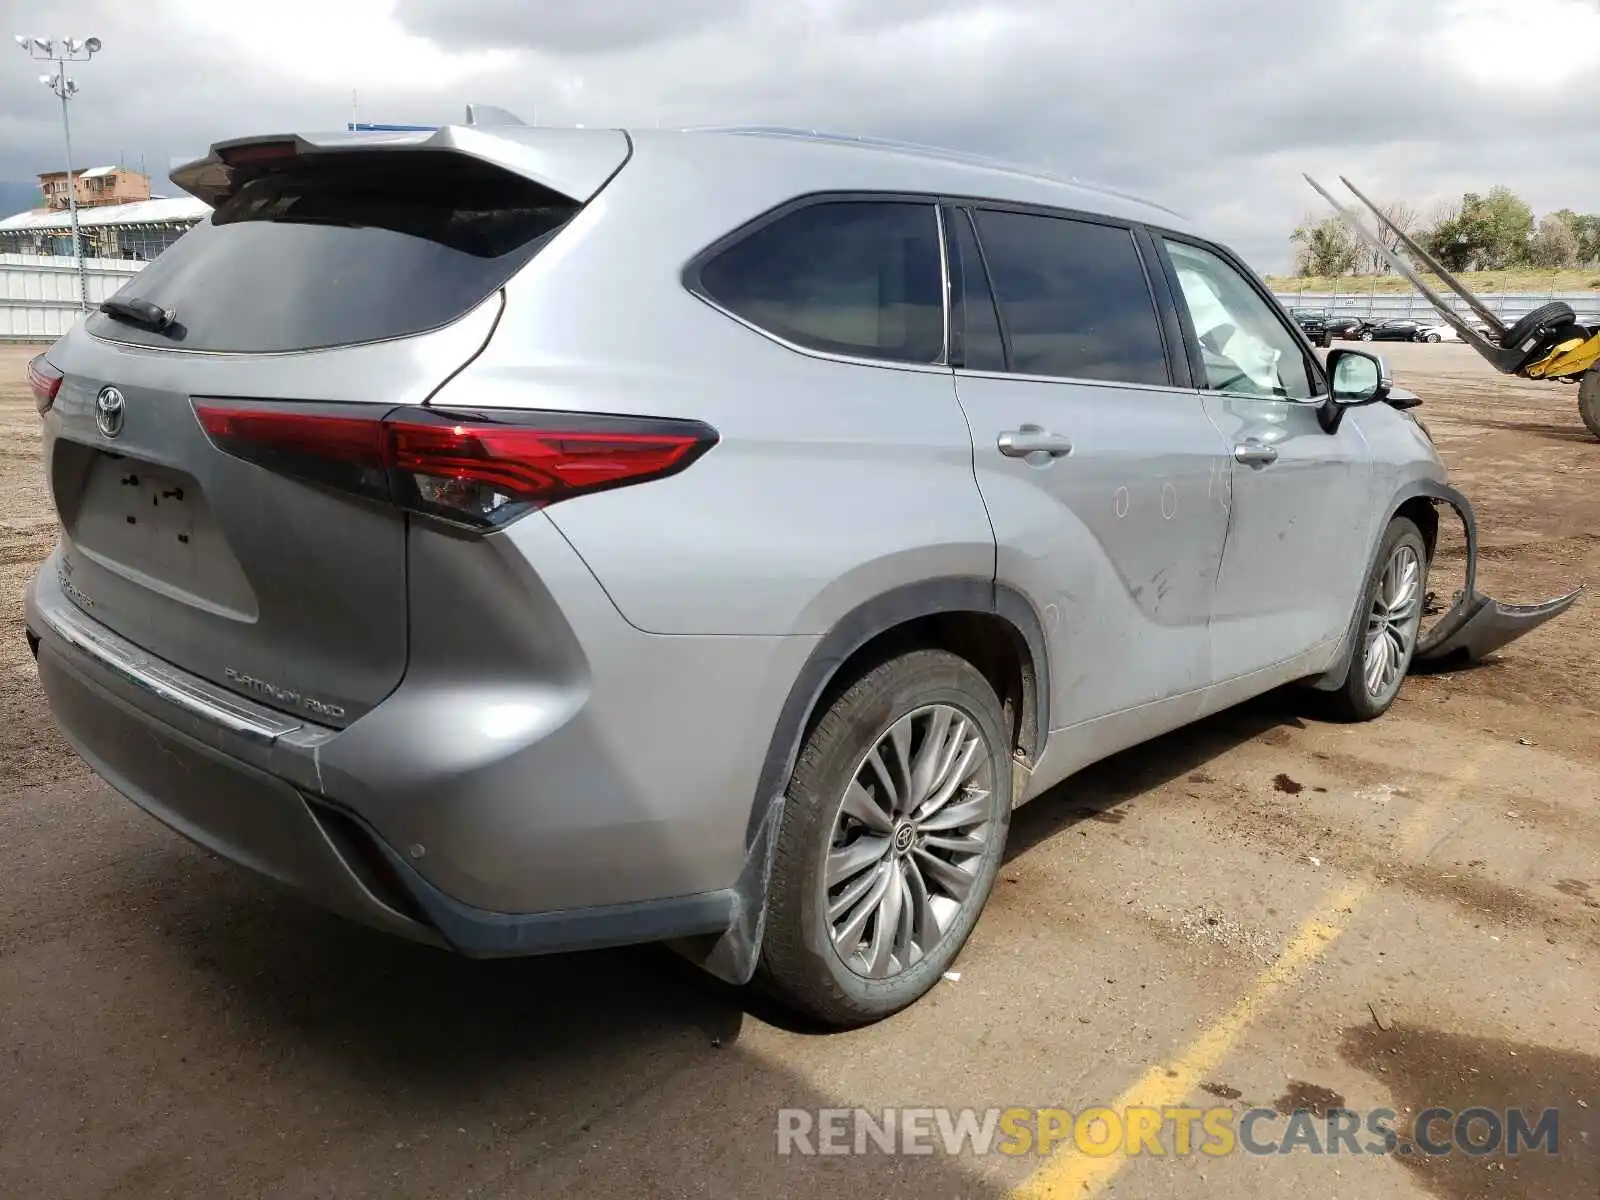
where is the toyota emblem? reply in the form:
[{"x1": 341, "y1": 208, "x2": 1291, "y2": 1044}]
[{"x1": 94, "y1": 386, "x2": 125, "y2": 439}]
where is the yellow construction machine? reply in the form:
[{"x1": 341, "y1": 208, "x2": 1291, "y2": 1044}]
[{"x1": 1307, "y1": 176, "x2": 1600, "y2": 440}]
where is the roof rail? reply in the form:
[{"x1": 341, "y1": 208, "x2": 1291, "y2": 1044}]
[{"x1": 679, "y1": 125, "x2": 1185, "y2": 219}]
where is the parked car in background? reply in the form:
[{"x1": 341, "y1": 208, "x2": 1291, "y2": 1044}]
[
  {"x1": 1420, "y1": 323, "x2": 1458, "y2": 343},
  {"x1": 1288, "y1": 308, "x2": 1332, "y2": 347},
  {"x1": 1325, "y1": 315, "x2": 1370, "y2": 341},
  {"x1": 1362, "y1": 318, "x2": 1429, "y2": 343}
]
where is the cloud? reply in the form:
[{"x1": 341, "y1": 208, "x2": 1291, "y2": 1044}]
[
  {"x1": 392, "y1": 0, "x2": 752, "y2": 53},
  {"x1": 1, "y1": 0, "x2": 1596, "y2": 272}
]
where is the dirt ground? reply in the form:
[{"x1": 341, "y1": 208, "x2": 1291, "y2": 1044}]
[{"x1": 0, "y1": 341, "x2": 1595, "y2": 1199}]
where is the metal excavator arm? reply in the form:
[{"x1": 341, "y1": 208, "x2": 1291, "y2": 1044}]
[{"x1": 1306, "y1": 175, "x2": 1600, "y2": 382}]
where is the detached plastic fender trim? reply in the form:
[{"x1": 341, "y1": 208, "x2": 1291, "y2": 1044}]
[
  {"x1": 1313, "y1": 480, "x2": 1583, "y2": 687},
  {"x1": 1412, "y1": 590, "x2": 1583, "y2": 667}
]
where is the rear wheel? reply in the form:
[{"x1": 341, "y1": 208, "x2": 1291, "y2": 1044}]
[
  {"x1": 759, "y1": 650, "x2": 1012, "y2": 1027},
  {"x1": 1323, "y1": 518, "x2": 1428, "y2": 721},
  {"x1": 1580, "y1": 369, "x2": 1600, "y2": 440}
]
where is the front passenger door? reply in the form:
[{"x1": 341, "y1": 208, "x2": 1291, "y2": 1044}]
[{"x1": 1158, "y1": 236, "x2": 1374, "y2": 687}]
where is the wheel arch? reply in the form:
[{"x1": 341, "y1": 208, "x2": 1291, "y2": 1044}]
[
  {"x1": 745, "y1": 577, "x2": 1049, "y2": 845},
  {"x1": 672, "y1": 577, "x2": 1049, "y2": 987},
  {"x1": 1309, "y1": 478, "x2": 1474, "y2": 691}
]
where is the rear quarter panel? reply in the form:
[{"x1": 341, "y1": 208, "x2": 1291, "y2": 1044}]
[{"x1": 426, "y1": 135, "x2": 997, "y2": 637}]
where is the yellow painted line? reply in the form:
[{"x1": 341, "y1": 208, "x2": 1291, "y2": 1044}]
[{"x1": 1012, "y1": 752, "x2": 1485, "y2": 1199}]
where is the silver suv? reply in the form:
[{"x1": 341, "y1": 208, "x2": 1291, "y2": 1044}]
[{"x1": 23, "y1": 124, "x2": 1504, "y2": 1026}]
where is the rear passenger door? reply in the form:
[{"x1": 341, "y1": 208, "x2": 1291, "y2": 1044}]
[{"x1": 947, "y1": 205, "x2": 1233, "y2": 744}]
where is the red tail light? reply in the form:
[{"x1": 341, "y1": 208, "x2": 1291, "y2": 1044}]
[
  {"x1": 194, "y1": 402, "x2": 718, "y2": 529},
  {"x1": 27, "y1": 355, "x2": 62, "y2": 415}
]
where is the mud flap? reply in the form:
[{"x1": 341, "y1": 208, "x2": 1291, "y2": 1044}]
[{"x1": 668, "y1": 794, "x2": 784, "y2": 986}]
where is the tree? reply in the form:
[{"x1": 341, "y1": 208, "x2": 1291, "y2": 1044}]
[
  {"x1": 1529, "y1": 212, "x2": 1580, "y2": 268},
  {"x1": 1425, "y1": 199, "x2": 1484, "y2": 273},
  {"x1": 1472, "y1": 187, "x2": 1535, "y2": 269},
  {"x1": 1290, "y1": 214, "x2": 1360, "y2": 277},
  {"x1": 1424, "y1": 187, "x2": 1534, "y2": 271},
  {"x1": 1360, "y1": 199, "x2": 1417, "y2": 275},
  {"x1": 1561, "y1": 212, "x2": 1600, "y2": 265}
]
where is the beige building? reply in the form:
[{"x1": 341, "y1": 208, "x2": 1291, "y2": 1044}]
[{"x1": 36, "y1": 165, "x2": 152, "y2": 211}]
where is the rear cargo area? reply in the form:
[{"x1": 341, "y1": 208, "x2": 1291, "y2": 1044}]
[{"x1": 33, "y1": 132, "x2": 624, "y2": 724}]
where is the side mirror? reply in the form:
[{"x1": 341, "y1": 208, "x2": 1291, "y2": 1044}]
[{"x1": 1326, "y1": 348, "x2": 1391, "y2": 405}]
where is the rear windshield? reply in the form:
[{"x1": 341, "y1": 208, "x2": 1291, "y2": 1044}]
[{"x1": 88, "y1": 151, "x2": 578, "y2": 353}]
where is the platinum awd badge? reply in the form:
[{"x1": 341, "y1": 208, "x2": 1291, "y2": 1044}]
[{"x1": 224, "y1": 668, "x2": 346, "y2": 720}]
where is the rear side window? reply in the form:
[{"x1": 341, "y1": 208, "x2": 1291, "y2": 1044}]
[
  {"x1": 973, "y1": 209, "x2": 1169, "y2": 386},
  {"x1": 695, "y1": 200, "x2": 944, "y2": 364},
  {"x1": 87, "y1": 151, "x2": 578, "y2": 353}
]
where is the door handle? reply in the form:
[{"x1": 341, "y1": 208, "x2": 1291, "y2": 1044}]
[
  {"x1": 1233, "y1": 440, "x2": 1279, "y2": 467},
  {"x1": 998, "y1": 426, "x2": 1073, "y2": 459}
]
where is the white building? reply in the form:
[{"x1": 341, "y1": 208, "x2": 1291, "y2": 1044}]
[{"x1": 0, "y1": 195, "x2": 209, "y2": 261}]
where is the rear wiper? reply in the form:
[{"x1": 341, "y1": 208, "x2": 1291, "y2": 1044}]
[{"x1": 99, "y1": 296, "x2": 176, "y2": 334}]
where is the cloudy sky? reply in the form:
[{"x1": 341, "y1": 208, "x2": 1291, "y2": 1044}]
[{"x1": 2, "y1": 0, "x2": 1599, "y2": 271}]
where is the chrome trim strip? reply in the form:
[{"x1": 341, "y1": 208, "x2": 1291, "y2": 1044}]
[
  {"x1": 954, "y1": 366, "x2": 1335, "y2": 407},
  {"x1": 36, "y1": 595, "x2": 311, "y2": 743},
  {"x1": 935, "y1": 204, "x2": 952, "y2": 366},
  {"x1": 953, "y1": 367, "x2": 1201, "y2": 395}
]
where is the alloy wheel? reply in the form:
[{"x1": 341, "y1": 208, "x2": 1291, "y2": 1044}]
[
  {"x1": 824, "y1": 704, "x2": 996, "y2": 980},
  {"x1": 1364, "y1": 542, "x2": 1422, "y2": 698}
]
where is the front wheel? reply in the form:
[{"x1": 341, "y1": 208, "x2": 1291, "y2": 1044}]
[
  {"x1": 1427, "y1": 333, "x2": 1442, "y2": 343},
  {"x1": 1323, "y1": 518, "x2": 1428, "y2": 721},
  {"x1": 1361, "y1": 331, "x2": 1375, "y2": 342},
  {"x1": 758, "y1": 649, "x2": 1012, "y2": 1027},
  {"x1": 1579, "y1": 369, "x2": 1600, "y2": 440}
]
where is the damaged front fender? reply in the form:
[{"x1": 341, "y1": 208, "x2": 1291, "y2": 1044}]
[
  {"x1": 1316, "y1": 481, "x2": 1581, "y2": 688},
  {"x1": 1405, "y1": 484, "x2": 1581, "y2": 668}
]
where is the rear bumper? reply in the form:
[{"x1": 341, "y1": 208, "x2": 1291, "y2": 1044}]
[
  {"x1": 33, "y1": 628, "x2": 446, "y2": 946},
  {"x1": 25, "y1": 545, "x2": 761, "y2": 957}
]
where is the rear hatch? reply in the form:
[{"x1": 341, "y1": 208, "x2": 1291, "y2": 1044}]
[{"x1": 39, "y1": 131, "x2": 628, "y2": 727}]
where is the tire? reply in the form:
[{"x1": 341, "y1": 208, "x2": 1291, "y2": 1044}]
[
  {"x1": 758, "y1": 649, "x2": 1013, "y2": 1027},
  {"x1": 1504, "y1": 300, "x2": 1576, "y2": 350},
  {"x1": 1322, "y1": 518, "x2": 1429, "y2": 722},
  {"x1": 1426, "y1": 333, "x2": 1442, "y2": 344},
  {"x1": 1579, "y1": 369, "x2": 1600, "y2": 440},
  {"x1": 1361, "y1": 331, "x2": 1374, "y2": 342}
]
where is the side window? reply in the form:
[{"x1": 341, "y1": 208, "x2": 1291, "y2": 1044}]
[
  {"x1": 1163, "y1": 239, "x2": 1317, "y2": 400},
  {"x1": 947, "y1": 207, "x2": 1007, "y2": 372},
  {"x1": 696, "y1": 200, "x2": 944, "y2": 364},
  {"x1": 973, "y1": 209, "x2": 1169, "y2": 386}
]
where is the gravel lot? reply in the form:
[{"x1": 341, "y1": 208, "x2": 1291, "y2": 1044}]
[{"x1": 1, "y1": 340, "x2": 1596, "y2": 1199}]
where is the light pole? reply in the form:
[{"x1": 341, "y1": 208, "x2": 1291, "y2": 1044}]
[{"x1": 12, "y1": 34, "x2": 102, "y2": 312}]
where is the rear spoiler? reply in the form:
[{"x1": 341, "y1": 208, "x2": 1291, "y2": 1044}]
[
  {"x1": 171, "y1": 120, "x2": 629, "y2": 209},
  {"x1": 1305, "y1": 175, "x2": 1591, "y2": 377}
]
